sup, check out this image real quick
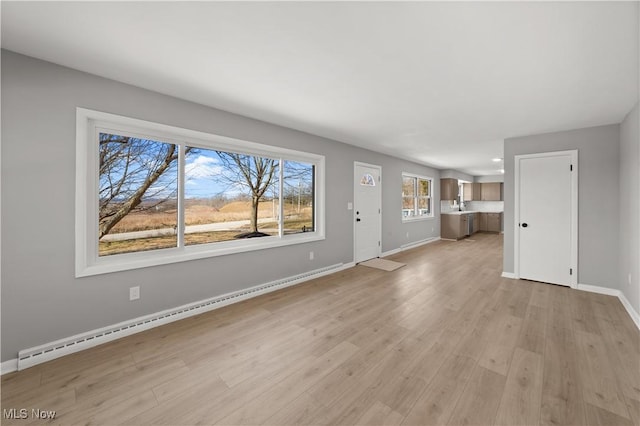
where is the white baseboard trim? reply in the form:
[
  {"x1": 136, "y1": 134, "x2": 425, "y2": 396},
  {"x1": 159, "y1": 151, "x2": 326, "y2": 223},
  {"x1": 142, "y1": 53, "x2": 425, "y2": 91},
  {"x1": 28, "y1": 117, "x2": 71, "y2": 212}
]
[
  {"x1": 618, "y1": 291, "x2": 640, "y2": 330},
  {"x1": 577, "y1": 284, "x2": 640, "y2": 331},
  {"x1": 401, "y1": 237, "x2": 441, "y2": 250},
  {"x1": 380, "y1": 248, "x2": 401, "y2": 257},
  {"x1": 501, "y1": 272, "x2": 517, "y2": 279},
  {"x1": 381, "y1": 237, "x2": 441, "y2": 258},
  {"x1": 1, "y1": 359, "x2": 18, "y2": 375},
  {"x1": 576, "y1": 283, "x2": 620, "y2": 297},
  {"x1": 6, "y1": 262, "x2": 353, "y2": 374}
]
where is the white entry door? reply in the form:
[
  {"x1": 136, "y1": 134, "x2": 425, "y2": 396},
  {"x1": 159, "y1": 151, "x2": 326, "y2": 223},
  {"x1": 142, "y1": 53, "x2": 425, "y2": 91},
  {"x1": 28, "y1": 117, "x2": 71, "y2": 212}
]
[
  {"x1": 515, "y1": 150, "x2": 577, "y2": 287},
  {"x1": 354, "y1": 163, "x2": 382, "y2": 263}
]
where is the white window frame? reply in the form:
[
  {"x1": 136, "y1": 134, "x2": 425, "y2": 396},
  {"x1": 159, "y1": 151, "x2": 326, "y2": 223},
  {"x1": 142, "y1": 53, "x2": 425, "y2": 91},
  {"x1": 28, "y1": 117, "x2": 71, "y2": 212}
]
[
  {"x1": 401, "y1": 173, "x2": 434, "y2": 221},
  {"x1": 76, "y1": 108, "x2": 325, "y2": 277}
]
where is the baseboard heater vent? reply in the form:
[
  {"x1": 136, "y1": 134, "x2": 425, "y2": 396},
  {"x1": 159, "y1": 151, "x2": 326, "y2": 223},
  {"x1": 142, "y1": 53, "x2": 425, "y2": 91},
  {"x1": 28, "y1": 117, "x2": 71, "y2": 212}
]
[{"x1": 17, "y1": 262, "x2": 348, "y2": 371}]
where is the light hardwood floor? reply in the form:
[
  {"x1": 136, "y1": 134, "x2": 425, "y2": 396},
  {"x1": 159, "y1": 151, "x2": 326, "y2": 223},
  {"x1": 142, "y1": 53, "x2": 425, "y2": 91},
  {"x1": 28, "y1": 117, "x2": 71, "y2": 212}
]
[{"x1": 2, "y1": 233, "x2": 639, "y2": 425}]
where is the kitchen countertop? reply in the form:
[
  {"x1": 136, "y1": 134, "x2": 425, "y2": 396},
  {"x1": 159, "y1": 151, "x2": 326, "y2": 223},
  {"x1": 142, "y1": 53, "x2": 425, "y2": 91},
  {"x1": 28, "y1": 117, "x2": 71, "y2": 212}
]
[{"x1": 441, "y1": 210, "x2": 503, "y2": 215}]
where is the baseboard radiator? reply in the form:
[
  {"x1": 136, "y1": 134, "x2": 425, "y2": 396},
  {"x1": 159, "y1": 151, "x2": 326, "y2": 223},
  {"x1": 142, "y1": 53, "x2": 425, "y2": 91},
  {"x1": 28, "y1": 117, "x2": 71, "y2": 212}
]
[{"x1": 16, "y1": 262, "x2": 349, "y2": 371}]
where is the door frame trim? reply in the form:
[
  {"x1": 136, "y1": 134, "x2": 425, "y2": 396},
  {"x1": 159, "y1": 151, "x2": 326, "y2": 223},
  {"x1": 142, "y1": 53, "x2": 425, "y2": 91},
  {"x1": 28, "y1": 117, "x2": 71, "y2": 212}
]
[
  {"x1": 514, "y1": 150, "x2": 578, "y2": 288},
  {"x1": 353, "y1": 161, "x2": 382, "y2": 264}
]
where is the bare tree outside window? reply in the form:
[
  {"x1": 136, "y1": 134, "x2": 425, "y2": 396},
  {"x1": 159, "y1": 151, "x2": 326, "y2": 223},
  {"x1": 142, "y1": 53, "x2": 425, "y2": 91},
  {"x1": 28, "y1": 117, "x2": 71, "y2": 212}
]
[
  {"x1": 214, "y1": 151, "x2": 278, "y2": 237},
  {"x1": 180, "y1": 147, "x2": 280, "y2": 246},
  {"x1": 98, "y1": 133, "x2": 184, "y2": 255}
]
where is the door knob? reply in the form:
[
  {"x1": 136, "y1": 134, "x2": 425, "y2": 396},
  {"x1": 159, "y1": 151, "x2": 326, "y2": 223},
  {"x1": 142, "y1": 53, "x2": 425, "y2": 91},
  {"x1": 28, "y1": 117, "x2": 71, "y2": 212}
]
[{"x1": 521, "y1": 223, "x2": 528, "y2": 228}]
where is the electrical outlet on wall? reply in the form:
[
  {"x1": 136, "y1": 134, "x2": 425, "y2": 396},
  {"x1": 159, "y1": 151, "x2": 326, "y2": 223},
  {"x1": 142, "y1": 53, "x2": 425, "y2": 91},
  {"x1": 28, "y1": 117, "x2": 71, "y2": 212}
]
[
  {"x1": 129, "y1": 286, "x2": 140, "y2": 301},
  {"x1": 309, "y1": 251, "x2": 314, "y2": 260}
]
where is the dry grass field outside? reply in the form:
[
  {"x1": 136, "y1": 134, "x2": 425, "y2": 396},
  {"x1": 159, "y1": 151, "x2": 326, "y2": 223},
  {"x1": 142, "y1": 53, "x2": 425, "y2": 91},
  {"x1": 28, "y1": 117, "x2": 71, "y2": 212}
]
[
  {"x1": 99, "y1": 200, "x2": 313, "y2": 256},
  {"x1": 110, "y1": 201, "x2": 281, "y2": 234}
]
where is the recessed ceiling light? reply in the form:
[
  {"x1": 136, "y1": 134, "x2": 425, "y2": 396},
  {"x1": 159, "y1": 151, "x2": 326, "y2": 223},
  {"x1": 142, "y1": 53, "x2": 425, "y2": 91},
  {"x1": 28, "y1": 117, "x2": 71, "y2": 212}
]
[
  {"x1": 498, "y1": 169, "x2": 505, "y2": 174},
  {"x1": 492, "y1": 158, "x2": 503, "y2": 162}
]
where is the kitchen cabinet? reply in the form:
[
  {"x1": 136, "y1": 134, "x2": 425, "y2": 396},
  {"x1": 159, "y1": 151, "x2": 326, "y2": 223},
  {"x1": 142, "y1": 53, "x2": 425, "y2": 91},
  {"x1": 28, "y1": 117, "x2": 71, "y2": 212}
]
[
  {"x1": 462, "y1": 183, "x2": 482, "y2": 201},
  {"x1": 441, "y1": 215, "x2": 456, "y2": 239},
  {"x1": 480, "y1": 183, "x2": 503, "y2": 201},
  {"x1": 442, "y1": 212, "x2": 493, "y2": 239},
  {"x1": 441, "y1": 214, "x2": 469, "y2": 240},
  {"x1": 479, "y1": 213, "x2": 488, "y2": 231},
  {"x1": 460, "y1": 214, "x2": 469, "y2": 238},
  {"x1": 440, "y1": 178, "x2": 459, "y2": 201},
  {"x1": 486, "y1": 212, "x2": 502, "y2": 232},
  {"x1": 463, "y1": 182, "x2": 502, "y2": 201},
  {"x1": 477, "y1": 212, "x2": 502, "y2": 232}
]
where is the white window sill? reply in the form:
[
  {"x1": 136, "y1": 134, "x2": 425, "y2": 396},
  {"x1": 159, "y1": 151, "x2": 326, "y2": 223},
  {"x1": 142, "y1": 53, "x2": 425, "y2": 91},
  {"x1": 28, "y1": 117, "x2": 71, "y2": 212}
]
[{"x1": 402, "y1": 216, "x2": 435, "y2": 223}]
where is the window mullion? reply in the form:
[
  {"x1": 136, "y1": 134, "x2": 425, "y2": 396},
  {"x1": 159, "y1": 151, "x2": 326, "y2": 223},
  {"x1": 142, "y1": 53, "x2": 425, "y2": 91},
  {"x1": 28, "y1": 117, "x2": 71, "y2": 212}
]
[
  {"x1": 414, "y1": 177, "x2": 419, "y2": 216},
  {"x1": 177, "y1": 143, "x2": 185, "y2": 248},
  {"x1": 278, "y1": 158, "x2": 284, "y2": 238}
]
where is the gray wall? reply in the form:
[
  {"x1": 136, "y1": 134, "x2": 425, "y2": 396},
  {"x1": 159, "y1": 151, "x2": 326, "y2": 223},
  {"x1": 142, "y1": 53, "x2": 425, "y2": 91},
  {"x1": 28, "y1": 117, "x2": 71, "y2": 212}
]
[
  {"x1": 440, "y1": 169, "x2": 474, "y2": 182},
  {"x1": 619, "y1": 102, "x2": 639, "y2": 315},
  {"x1": 0, "y1": 50, "x2": 440, "y2": 362},
  {"x1": 503, "y1": 124, "x2": 621, "y2": 289},
  {"x1": 475, "y1": 175, "x2": 504, "y2": 183}
]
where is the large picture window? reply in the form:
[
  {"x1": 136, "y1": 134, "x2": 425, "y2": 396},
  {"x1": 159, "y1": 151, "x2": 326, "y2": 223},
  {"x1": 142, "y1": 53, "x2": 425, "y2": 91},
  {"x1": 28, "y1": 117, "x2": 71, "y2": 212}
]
[
  {"x1": 402, "y1": 173, "x2": 433, "y2": 220},
  {"x1": 77, "y1": 109, "x2": 324, "y2": 276}
]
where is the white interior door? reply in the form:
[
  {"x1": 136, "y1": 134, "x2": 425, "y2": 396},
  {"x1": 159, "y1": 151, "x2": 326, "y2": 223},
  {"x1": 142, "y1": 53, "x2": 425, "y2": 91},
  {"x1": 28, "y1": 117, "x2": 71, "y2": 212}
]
[
  {"x1": 354, "y1": 163, "x2": 381, "y2": 263},
  {"x1": 516, "y1": 151, "x2": 577, "y2": 287}
]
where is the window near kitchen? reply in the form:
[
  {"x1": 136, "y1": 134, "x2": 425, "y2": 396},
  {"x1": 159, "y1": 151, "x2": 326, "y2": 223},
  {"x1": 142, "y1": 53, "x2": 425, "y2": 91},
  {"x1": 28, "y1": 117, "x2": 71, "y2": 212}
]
[
  {"x1": 402, "y1": 173, "x2": 433, "y2": 220},
  {"x1": 76, "y1": 108, "x2": 325, "y2": 277}
]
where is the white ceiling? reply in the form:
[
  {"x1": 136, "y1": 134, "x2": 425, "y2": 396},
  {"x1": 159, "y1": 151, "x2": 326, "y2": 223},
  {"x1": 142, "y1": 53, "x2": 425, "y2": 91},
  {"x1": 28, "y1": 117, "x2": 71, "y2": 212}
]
[{"x1": 2, "y1": 2, "x2": 638, "y2": 176}]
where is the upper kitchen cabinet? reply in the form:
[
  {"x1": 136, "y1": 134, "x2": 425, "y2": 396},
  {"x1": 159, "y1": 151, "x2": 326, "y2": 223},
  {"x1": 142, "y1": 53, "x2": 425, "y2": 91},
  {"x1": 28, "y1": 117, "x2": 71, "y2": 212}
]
[
  {"x1": 440, "y1": 178, "x2": 459, "y2": 200},
  {"x1": 480, "y1": 182, "x2": 503, "y2": 201},
  {"x1": 463, "y1": 183, "x2": 482, "y2": 201}
]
